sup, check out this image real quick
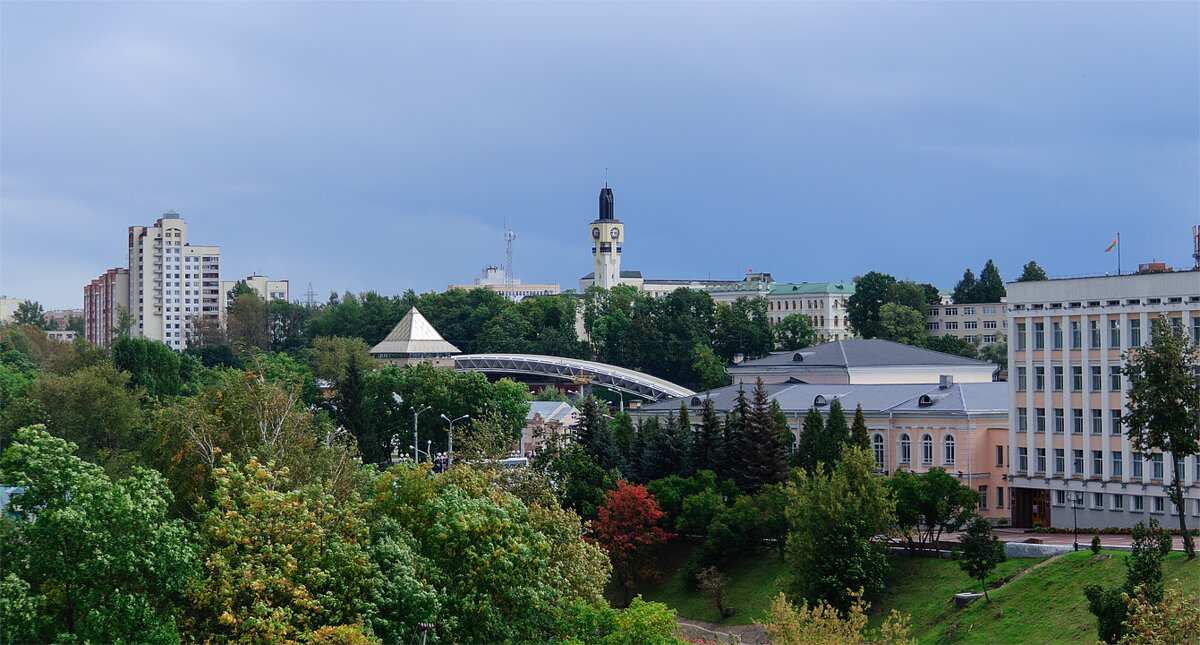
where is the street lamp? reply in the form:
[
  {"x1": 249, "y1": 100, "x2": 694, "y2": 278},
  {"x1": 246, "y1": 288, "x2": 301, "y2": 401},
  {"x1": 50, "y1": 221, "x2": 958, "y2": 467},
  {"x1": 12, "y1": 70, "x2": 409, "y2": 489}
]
[
  {"x1": 441, "y1": 413, "x2": 469, "y2": 468},
  {"x1": 1070, "y1": 491, "x2": 1084, "y2": 551},
  {"x1": 394, "y1": 393, "x2": 431, "y2": 463}
]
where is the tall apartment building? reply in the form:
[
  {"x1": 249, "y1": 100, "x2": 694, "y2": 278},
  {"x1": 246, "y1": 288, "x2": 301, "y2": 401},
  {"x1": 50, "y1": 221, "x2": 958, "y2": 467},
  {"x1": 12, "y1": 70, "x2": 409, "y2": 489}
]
[
  {"x1": 925, "y1": 302, "x2": 1007, "y2": 344},
  {"x1": 1006, "y1": 271, "x2": 1200, "y2": 529},
  {"x1": 128, "y1": 211, "x2": 221, "y2": 350},
  {"x1": 765, "y1": 282, "x2": 855, "y2": 341},
  {"x1": 83, "y1": 268, "x2": 130, "y2": 348}
]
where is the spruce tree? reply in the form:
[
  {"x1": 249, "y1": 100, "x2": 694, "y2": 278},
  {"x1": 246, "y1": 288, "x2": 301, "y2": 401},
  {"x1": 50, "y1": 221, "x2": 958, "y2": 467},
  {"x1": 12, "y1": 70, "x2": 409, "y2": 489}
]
[
  {"x1": 693, "y1": 398, "x2": 724, "y2": 475},
  {"x1": 976, "y1": 259, "x2": 1006, "y2": 302},
  {"x1": 575, "y1": 396, "x2": 619, "y2": 470},
  {"x1": 952, "y1": 268, "x2": 978, "y2": 304},
  {"x1": 850, "y1": 403, "x2": 870, "y2": 450},
  {"x1": 611, "y1": 411, "x2": 636, "y2": 473},
  {"x1": 770, "y1": 399, "x2": 794, "y2": 462},
  {"x1": 639, "y1": 415, "x2": 682, "y2": 482},
  {"x1": 675, "y1": 402, "x2": 695, "y2": 477},
  {"x1": 794, "y1": 406, "x2": 825, "y2": 470},
  {"x1": 816, "y1": 398, "x2": 849, "y2": 468},
  {"x1": 735, "y1": 378, "x2": 789, "y2": 492},
  {"x1": 720, "y1": 385, "x2": 751, "y2": 481}
]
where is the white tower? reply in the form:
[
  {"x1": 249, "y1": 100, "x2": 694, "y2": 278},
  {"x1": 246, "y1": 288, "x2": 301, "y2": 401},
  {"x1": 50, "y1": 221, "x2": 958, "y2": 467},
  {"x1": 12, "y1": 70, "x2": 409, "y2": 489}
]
[{"x1": 588, "y1": 187, "x2": 624, "y2": 289}]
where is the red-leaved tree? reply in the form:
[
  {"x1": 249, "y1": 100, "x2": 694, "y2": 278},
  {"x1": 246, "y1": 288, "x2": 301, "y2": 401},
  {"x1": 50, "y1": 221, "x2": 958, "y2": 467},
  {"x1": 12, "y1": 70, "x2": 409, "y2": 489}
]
[{"x1": 591, "y1": 481, "x2": 669, "y2": 605}]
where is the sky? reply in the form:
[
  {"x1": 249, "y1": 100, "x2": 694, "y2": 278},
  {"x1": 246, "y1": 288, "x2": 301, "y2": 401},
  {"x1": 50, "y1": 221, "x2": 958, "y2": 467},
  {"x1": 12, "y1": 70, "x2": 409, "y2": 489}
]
[{"x1": 2, "y1": 1, "x2": 1198, "y2": 310}]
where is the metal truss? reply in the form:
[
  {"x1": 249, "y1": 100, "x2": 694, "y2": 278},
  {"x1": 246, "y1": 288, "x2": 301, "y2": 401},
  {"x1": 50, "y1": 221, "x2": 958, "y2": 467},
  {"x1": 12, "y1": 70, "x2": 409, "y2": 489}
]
[{"x1": 453, "y1": 353, "x2": 695, "y2": 402}]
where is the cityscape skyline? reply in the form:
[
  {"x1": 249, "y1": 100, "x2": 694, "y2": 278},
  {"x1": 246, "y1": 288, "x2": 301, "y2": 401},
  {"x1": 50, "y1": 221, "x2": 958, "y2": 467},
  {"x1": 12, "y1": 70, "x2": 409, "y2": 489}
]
[{"x1": 2, "y1": 2, "x2": 1198, "y2": 309}]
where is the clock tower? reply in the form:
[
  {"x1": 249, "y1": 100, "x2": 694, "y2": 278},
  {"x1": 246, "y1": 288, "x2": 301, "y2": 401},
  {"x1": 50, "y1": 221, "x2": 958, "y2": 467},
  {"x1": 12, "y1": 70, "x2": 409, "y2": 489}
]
[{"x1": 589, "y1": 186, "x2": 624, "y2": 289}]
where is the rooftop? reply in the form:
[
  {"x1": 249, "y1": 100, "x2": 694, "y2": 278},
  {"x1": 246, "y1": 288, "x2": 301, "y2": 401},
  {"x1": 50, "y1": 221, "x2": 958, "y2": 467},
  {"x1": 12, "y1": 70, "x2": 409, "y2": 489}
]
[
  {"x1": 641, "y1": 380, "x2": 1007, "y2": 416},
  {"x1": 731, "y1": 339, "x2": 992, "y2": 370},
  {"x1": 370, "y1": 307, "x2": 461, "y2": 356},
  {"x1": 768, "y1": 282, "x2": 856, "y2": 296}
]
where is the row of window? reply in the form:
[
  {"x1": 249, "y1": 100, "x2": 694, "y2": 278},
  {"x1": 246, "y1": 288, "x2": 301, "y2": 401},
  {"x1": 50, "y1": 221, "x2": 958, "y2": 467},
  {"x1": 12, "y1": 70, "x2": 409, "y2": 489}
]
[
  {"x1": 929, "y1": 306, "x2": 999, "y2": 316},
  {"x1": 1016, "y1": 407, "x2": 1122, "y2": 435},
  {"x1": 1016, "y1": 447, "x2": 1175, "y2": 480},
  {"x1": 1015, "y1": 317, "x2": 1199, "y2": 350},
  {"x1": 1052, "y1": 491, "x2": 1200, "y2": 517},
  {"x1": 1015, "y1": 365, "x2": 1121, "y2": 392},
  {"x1": 869, "y1": 432, "x2": 957, "y2": 468}
]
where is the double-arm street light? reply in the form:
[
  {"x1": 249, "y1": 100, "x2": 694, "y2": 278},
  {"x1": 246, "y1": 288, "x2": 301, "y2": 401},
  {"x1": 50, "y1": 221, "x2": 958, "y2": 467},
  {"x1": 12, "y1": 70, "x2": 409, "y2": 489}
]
[
  {"x1": 393, "y1": 393, "x2": 431, "y2": 463},
  {"x1": 440, "y1": 414, "x2": 469, "y2": 468}
]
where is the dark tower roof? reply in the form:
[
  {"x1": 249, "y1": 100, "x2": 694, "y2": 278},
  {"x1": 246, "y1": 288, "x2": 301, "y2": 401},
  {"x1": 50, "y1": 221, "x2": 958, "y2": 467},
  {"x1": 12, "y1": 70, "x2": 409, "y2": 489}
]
[{"x1": 599, "y1": 187, "x2": 614, "y2": 220}]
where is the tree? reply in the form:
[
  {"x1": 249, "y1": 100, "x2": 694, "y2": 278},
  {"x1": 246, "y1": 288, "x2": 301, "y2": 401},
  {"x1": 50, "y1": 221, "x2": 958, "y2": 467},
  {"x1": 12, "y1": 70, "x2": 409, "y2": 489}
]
[
  {"x1": 774, "y1": 313, "x2": 818, "y2": 351},
  {"x1": 887, "y1": 468, "x2": 979, "y2": 555},
  {"x1": 1017, "y1": 260, "x2": 1048, "y2": 282},
  {"x1": 475, "y1": 307, "x2": 535, "y2": 354},
  {"x1": 592, "y1": 481, "x2": 670, "y2": 606},
  {"x1": 793, "y1": 406, "x2": 825, "y2": 471},
  {"x1": 1, "y1": 426, "x2": 197, "y2": 643},
  {"x1": 224, "y1": 279, "x2": 257, "y2": 307},
  {"x1": 952, "y1": 268, "x2": 978, "y2": 305},
  {"x1": 534, "y1": 443, "x2": 620, "y2": 522},
  {"x1": 955, "y1": 515, "x2": 1006, "y2": 601},
  {"x1": 713, "y1": 296, "x2": 774, "y2": 363},
  {"x1": 1122, "y1": 316, "x2": 1199, "y2": 559},
  {"x1": 849, "y1": 404, "x2": 870, "y2": 450},
  {"x1": 976, "y1": 259, "x2": 1006, "y2": 302},
  {"x1": 1085, "y1": 519, "x2": 1172, "y2": 644},
  {"x1": 786, "y1": 447, "x2": 895, "y2": 610},
  {"x1": 846, "y1": 272, "x2": 897, "y2": 339},
  {"x1": 575, "y1": 396, "x2": 620, "y2": 471},
  {"x1": 336, "y1": 352, "x2": 383, "y2": 464},
  {"x1": 690, "y1": 343, "x2": 728, "y2": 391},
  {"x1": 823, "y1": 398, "x2": 849, "y2": 457},
  {"x1": 691, "y1": 398, "x2": 725, "y2": 475},
  {"x1": 735, "y1": 378, "x2": 790, "y2": 492},
  {"x1": 979, "y1": 335, "x2": 1008, "y2": 370},
  {"x1": 760, "y1": 591, "x2": 912, "y2": 645},
  {"x1": 878, "y1": 303, "x2": 925, "y2": 345},
  {"x1": 1121, "y1": 581, "x2": 1200, "y2": 645},
  {"x1": 111, "y1": 335, "x2": 182, "y2": 398},
  {"x1": 309, "y1": 335, "x2": 376, "y2": 382},
  {"x1": 13, "y1": 300, "x2": 45, "y2": 328},
  {"x1": 696, "y1": 566, "x2": 729, "y2": 618}
]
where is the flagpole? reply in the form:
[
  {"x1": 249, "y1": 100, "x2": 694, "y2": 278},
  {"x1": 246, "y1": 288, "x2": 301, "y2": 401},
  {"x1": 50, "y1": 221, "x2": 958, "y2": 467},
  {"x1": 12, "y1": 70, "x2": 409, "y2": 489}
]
[{"x1": 1117, "y1": 232, "x2": 1121, "y2": 276}]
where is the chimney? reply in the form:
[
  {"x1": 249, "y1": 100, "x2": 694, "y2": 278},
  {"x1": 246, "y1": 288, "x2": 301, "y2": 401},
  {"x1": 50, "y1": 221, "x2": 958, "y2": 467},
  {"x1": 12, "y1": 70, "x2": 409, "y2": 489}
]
[
  {"x1": 733, "y1": 353, "x2": 745, "y2": 364},
  {"x1": 939, "y1": 375, "x2": 954, "y2": 389}
]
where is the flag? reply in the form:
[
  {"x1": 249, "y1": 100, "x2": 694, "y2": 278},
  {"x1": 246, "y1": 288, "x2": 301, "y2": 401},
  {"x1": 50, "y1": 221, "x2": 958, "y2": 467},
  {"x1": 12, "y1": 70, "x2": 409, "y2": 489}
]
[{"x1": 1104, "y1": 237, "x2": 1118, "y2": 253}]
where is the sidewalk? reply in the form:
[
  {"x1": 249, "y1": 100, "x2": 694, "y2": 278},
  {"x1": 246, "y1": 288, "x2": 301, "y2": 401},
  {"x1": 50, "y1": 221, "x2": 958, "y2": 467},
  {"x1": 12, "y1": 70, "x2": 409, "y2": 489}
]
[{"x1": 942, "y1": 527, "x2": 1194, "y2": 552}]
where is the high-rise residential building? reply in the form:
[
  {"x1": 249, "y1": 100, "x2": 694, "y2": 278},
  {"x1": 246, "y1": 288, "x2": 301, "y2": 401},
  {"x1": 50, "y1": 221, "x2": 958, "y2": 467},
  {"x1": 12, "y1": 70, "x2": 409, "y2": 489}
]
[
  {"x1": 128, "y1": 211, "x2": 221, "y2": 350},
  {"x1": 83, "y1": 268, "x2": 130, "y2": 348},
  {"x1": 1006, "y1": 270, "x2": 1200, "y2": 529}
]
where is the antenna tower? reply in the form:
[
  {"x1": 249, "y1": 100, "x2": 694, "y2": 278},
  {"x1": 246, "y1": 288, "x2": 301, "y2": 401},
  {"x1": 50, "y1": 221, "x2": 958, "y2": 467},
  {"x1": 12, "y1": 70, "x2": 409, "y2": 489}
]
[
  {"x1": 304, "y1": 282, "x2": 317, "y2": 308},
  {"x1": 505, "y1": 229, "x2": 518, "y2": 301}
]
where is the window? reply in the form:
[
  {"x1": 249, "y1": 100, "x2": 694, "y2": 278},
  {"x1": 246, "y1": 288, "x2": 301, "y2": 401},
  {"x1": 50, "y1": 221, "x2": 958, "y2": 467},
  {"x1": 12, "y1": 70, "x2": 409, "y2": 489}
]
[
  {"x1": 945, "y1": 307, "x2": 958, "y2": 316},
  {"x1": 1152, "y1": 454, "x2": 1164, "y2": 480},
  {"x1": 1090, "y1": 320, "x2": 1101, "y2": 348},
  {"x1": 1112, "y1": 452, "x2": 1123, "y2": 478},
  {"x1": 929, "y1": 308, "x2": 939, "y2": 317},
  {"x1": 945, "y1": 321, "x2": 959, "y2": 330},
  {"x1": 1054, "y1": 449, "x2": 1065, "y2": 474},
  {"x1": 1091, "y1": 366, "x2": 1102, "y2": 391},
  {"x1": 943, "y1": 435, "x2": 956, "y2": 466},
  {"x1": 997, "y1": 486, "x2": 1005, "y2": 509},
  {"x1": 1018, "y1": 447, "x2": 1029, "y2": 471},
  {"x1": 1016, "y1": 323, "x2": 1027, "y2": 350},
  {"x1": 1034, "y1": 322, "x2": 1045, "y2": 349},
  {"x1": 984, "y1": 306, "x2": 997, "y2": 314},
  {"x1": 1071, "y1": 321, "x2": 1082, "y2": 349},
  {"x1": 1110, "y1": 366, "x2": 1121, "y2": 392},
  {"x1": 1037, "y1": 448, "x2": 1047, "y2": 473},
  {"x1": 872, "y1": 434, "x2": 884, "y2": 470},
  {"x1": 1053, "y1": 366, "x2": 1064, "y2": 391},
  {"x1": 1093, "y1": 450, "x2": 1103, "y2": 476},
  {"x1": 1153, "y1": 497, "x2": 1165, "y2": 513},
  {"x1": 1036, "y1": 408, "x2": 1046, "y2": 433},
  {"x1": 984, "y1": 320, "x2": 998, "y2": 329},
  {"x1": 978, "y1": 485, "x2": 988, "y2": 509},
  {"x1": 1133, "y1": 452, "x2": 1143, "y2": 479},
  {"x1": 1110, "y1": 319, "x2": 1121, "y2": 348},
  {"x1": 996, "y1": 445, "x2": 1005, "y2": 467},
  {"x1": 1073, "y1": 409, "x2": 1084, "y2": 434},
  {"x1": 1133, "y1": 495, "x2": 1144, "y2": 512},
  {"x1": 1193, "y1": 317, "x2": 1200, "y2": 344},
  {"x1": 983, "y1": 334, "x2": 997, "y2": 343},
  {"x1": 1091, "y1": 409, "x2": 1103, "y2": 435},
  {"x1": 1054, "y1": 408, "x2": 1065, "y2": 434},
  {"x1": 1035, "y1": 367, "x2": 1045, "y2": 391},
  {"x1": 921, "y1": 435, "x2": 934, "y2": 465},
  {"x1": 925, "y1": 322, "x2": 940, "y2": 331},
  {"x1": 1017, "y1": 408, "x2": 1028, "y2": 432},
  {"x1": 1052, "y1": 322, "x2": 1063, "y2": 349},
  {"x1": 1072, "y1": 366, "x2": 1083, "y2": 391},
  {"x1": 1055, "y1": 490, "x2": 1066, "y2": 505},
  {"x1": 963, "y1": 307, "x2": 976, "y2": 315},
  {"x1": 964, "y1": 321, "x2": 978, "y2": 330},
  {"x1": 900, "y1": 434, "x2": 911, "y2": 463},
  {"x1": 1016, "y1": 367, "x2": 1027, "y2": 391},
  {"x1": 1073, "y1": 449, "x2": 1084, "y2": 475},
  {"x1": 1113, "y1": 495, "x2": 1124, "y2": 510},
  {"x1": 1130, "y1": 319, "x2": 1141, "y2": 346},
  {"x1": 1111, "y1": 410, "x2": 1122, "y2": 435}
]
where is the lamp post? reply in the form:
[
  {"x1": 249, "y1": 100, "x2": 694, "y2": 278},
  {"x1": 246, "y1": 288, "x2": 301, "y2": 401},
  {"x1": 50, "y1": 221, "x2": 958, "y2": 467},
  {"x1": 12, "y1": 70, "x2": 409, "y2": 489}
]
[
  {"x1": 441, "y1": 413, "x2": 469, "y2": 468},
  {"x1": 393, "y1": 393, "x2": 430, "y2": 463},
  {"x1": 1071, "y1": 491, "x2": 1084, "y2": 551}
]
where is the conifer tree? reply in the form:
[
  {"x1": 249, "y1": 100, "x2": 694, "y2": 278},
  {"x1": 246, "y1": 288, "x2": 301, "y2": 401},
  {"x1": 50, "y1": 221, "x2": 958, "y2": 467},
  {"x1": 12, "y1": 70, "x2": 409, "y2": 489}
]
[
  {"x1": 820, "y1": 398, "x2": 850, "y2": 466},
  {"x1": 720, "y1": 385, "x2": 751, "y2": 481},
  {"x1": 638, "y1": 415, "x2": 681, "y2": 482},
  {"x1": 575, "y1": 396, "x2": 619, "y2": 471},
  {"x1": 693, "y1": 397, "x2": 724, "y2": 475},
  {"x1": 794, "y1": 406, "x2": 825, "y2": 470},
  {"x1": 770, "y1": 399, "x2": 794, "y2": 461},
  {"x1": 976, "y1": 259, "x2": 1006, "y2": 302},
  {"x1": 735, "y1": 378, "x2": 789, "y2": 492},
  {"x1": 675, "y1": 401, "x2": 695, "y2": 477},
  {"x1": 951, "y1": 268, "x2": 978, "y2": 304},
  {"x1": 849, "y1": 403, "x2": 870, "y2": 450}
]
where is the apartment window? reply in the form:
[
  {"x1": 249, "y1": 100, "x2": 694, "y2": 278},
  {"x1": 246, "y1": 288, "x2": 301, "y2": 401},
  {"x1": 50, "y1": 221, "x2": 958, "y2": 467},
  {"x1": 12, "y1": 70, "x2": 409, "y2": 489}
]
[
  {"x1": 921, "y1": 434, "x2": 934, "y2": 465},
  {"x1": 899, "y1": 434, "x2": 911, "y2": 463},
  {"x1": 1037, "y1": 448, "x2": 1047, "y2": 473},
  {"x1": 1109, "y1": 366, "x2": 1121, "y2": 392},
  {"x1": 983, "y1": 334, "x2": 997, "y2": 343},
  {"x1": 945, "y1": 307, "x2": 958, "y2": 316},
  {"x1": 1016, "y1": 323, "x2": 1027, "y2": 350},
  {"x1": 964, "y1": 321, "x2": 978, "y2": 330},
  {"x1": 1073, "y1": 409, "x2": 1084, "y2": 434},
  {"x1": 984, "y1": 320, "x2": 998, "y2": 329},
  {"x1": 1091, "y1": 366, "x2": 1102, "y2": 391},
  {"x1": 978, "y1": 485, "x2": 988, "y2": 509},
  {"x1": 1071, "y1": 366, "x2": 1083, "y2": 391},
  {"x1": 984, "y1": 306, "x2": 997, "y2": 314},
  {"x1": 1018, "y1": 447, "x2": 1029, "y2": 471},
  {"x1": 1054, "y1": 408, "x2": 1065, "y2": 434},
  {"x1": 925, "y1": 322, "x2": 940, "y2": 331},
  {"x1": 996, "y1": 445, "x2": 1005, "y2": 467},
  {"x1": 1090, "y1": 320, "x2": 1101, "y2": 348},
  {"x1": 1109, "y1": 319, "x2": 1121, "y2": 348},
  {"x1": 1036, "y1": 408, "x2": 1046, "y2": 433},
  {"x1": 945, "y1": 321, "x2": 959, "y2": 330},
  {"x1": 1034, "y1": 322, "x2": 1045, "y2": 349},
  {"x1": 1133, "y1": 452, "x2": 1143, "y2": 479},
  {"x1": 1073, "y1": 449, "x2": 1084, "y2": 475},
  {"x1": 1128, "y1": 319, "x2": 1144, "y2": 347},
  {"x1": 1112, "y1": 452, "x2": 1123, "y2": 478},
  {"x1": 1035, "y1": 367, "x2": 1045, "y2": 391},
  {"x1": 1151, "y1": 454, "x2": 1164, "y2": 480},
  {"x1": 1133, "y1": 495, "x2": 1144, "y2": 512},
  {"x1": 1093, "y1": 493, "x2": 1105, "y2": 508},
  {"x1": 943, "y1": 435, "x2": 956, "y2": 466},
  {"x1": 929, "y1": 308, "x2": 939, "y2": 317},
  {"x1": 1053, "y1": 366, "x2": 1064, "y2": 391},
  {"x1": 1091, "y1": 410, "x2": 1103, "y2": 435},
  {"x1": 872, "y1": 434, "x2": 885, "y2": 470},
  {"x1": 997, "y1": 486, "x2": 1005, "y2": 509},
  {"x1": 1092, "y1": 450, "x2": 1103, "y2": 476},
  {"x1": 1113, "y1": 495, "x2": 1124, "y2": 510},
  {"x1": 1071, "y1": 321, "x2": 1082, "y2": 349},
  {"x1": 1054, "y1": 449, "x2": 1065, "y2": 474},
  {"x1": 1016, "y1": 367, "x2": 1027, "y2": 391},
  {"x1": 1111, "y1": 410, "x2": 1122, "y2": 435},
  {"x1": 1052, "y1": 322, "x2": 1063, "y2": 349},
  {"x1": 1017, "y1": 408, "x2": 1028, "y2": 432},
  {"x1": 1153, "y1": 497, "x2": 1165, "y2": 513},
  {"x1": 963, "y1": 307, "x2": 976, "y2": 315}
]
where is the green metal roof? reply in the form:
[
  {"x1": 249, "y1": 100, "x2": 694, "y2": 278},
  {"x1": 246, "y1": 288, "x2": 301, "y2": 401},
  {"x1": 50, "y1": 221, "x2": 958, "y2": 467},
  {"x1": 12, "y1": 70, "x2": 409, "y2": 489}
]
[{"x1": 767, "y1": 282, "x2": 856, "y2": 296}]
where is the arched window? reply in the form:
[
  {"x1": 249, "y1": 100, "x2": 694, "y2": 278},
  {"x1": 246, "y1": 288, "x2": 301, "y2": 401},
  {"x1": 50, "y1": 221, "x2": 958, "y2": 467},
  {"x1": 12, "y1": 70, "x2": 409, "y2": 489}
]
[
  {"x1": 899, "y1": 433, "x2": 911, "y2": 464},
  {"x1": 920, "y1": 434, "x2": 934, "y2": 465},
  {"x1": 943, "y1": 434, "x2": 956, "y2": 466},
  {"x1": 834, "y1": 316, "x2": 839, "y2": 326},
  {"x1": 872, "y1": 434, "x2": 885, "y2": 470}
]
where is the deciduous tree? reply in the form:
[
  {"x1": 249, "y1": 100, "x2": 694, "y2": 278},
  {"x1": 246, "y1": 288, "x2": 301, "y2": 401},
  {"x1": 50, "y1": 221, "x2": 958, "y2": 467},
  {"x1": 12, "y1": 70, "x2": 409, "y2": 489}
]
[
  {"x1": 592, "y1": 481, "x2": 670, "y2": 606},
  {"x1": 955, "y1": 515, "x2": 1006, "y2": 601},
  {"x1": 774, "y1": 313, "x2": 818, "y2": 351}
]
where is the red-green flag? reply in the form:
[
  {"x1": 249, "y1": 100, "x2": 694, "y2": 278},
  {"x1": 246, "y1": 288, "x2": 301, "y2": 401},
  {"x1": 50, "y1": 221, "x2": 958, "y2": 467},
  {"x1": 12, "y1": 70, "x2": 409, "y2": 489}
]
[{"x1": 1104, "y1": 237, "x2": 1118, "y2": 253}]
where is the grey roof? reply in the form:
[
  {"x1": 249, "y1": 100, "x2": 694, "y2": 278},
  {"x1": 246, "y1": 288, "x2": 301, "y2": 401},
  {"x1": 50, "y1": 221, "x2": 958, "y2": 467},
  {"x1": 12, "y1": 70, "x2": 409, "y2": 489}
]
[
  {"x1": 640, "y1": 380, "x2": 1008, "y2": 416},
  {"x1": 370, "y1": 307, "x2": 461, "y2": 356},
  {"x1": 581, "y1": 270, "x2": 644, "y2": 280},
  {"x1": 731, "y1": 339, "x2": 992, "y2": 370},
  {"x1": 526, "y1": 401, "x2": 579, "y2": 424}
]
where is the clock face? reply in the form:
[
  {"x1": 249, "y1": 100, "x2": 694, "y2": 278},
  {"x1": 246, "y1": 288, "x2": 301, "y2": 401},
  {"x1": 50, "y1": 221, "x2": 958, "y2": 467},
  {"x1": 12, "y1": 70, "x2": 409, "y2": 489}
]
[
  {"x1": 592, "y1": 227, "x2": 600, "y2": 240},
  {"x1": 610, "y1": 228, "x2": 620, "y2": 239}
]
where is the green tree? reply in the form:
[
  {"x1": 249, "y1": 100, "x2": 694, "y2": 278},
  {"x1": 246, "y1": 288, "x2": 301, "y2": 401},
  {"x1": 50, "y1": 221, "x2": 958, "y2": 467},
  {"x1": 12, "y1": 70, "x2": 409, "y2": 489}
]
[
  {"x1": 849, "y1": 404, "x2": 870, "y2": 450},
  {"x1": 823, "y1": 398, "x2": 849, "y2": 458},
  {"x1": 1017, "y1": 260, "x2": 1048, "y2": 282},
  {"x1": 878, "y1": 302, "x2": 925, "y2": 345},
  {"x1": 886, "y1": 468, "x2": 978, "y2": 555},
  {"x1": 786, "y1": 446, "x2": 896, "y2": 611},
  {"x1": 774, "y1": 313, "x2": 819, "y2": 351},
  {"x1": 951, "y1": 268, "x2": 978, "y2": 305},
  {"x1": 575, "y1": 396, "x2": 620, "y2": 471},
  {"x1": 309, "y1": 335, "x2": 376, "y2": 382},
  {"x1": 979, "y1": 335, "x2": 1008, "y2": 370},
  {"x1": 1122, "y1": 316, "x2": 1199, "y2": 559},
  {"x1": 1085, "y1": 519, "x2": 1172, "y2": 643},
  {"x1": 534, "y1": 443, "x2": 620, "y2": 522},
  {"x1": 12, "y1": 300, "x2": 45, "y2": 328},
  {"x1": 475, "y1": 307, "x2": 535, "y2": 354},
  {"x1": 227, "y1": 291, "x2": 271, "y2": 350},
  {"x1": 713, "y1": 297, "x2": 774, "y2": 362},
  {"x1": 690, "y1": 343, "x2": 729, "y2": 391},
  {"x1": 846, "y1": 272, "x2": 897, "y2": 339},
  {"x1": 794, "y1": 406, "x2": 825, "y2": 471},
  {"x1": 976, "y1": 259, "x2": 1006, "y2": 302},
  {"x1": 735, "y1": 378, "x2": 789, "y2": 492},
  {"x1": 955, "y1": 515, "x2": 1006, "y2": 601},
  {"x1": 111, "y1": 335, "x2": 183, "y2": 398},
  {"x1": 691, "y1": 398, "x2": 725, "y2": 475},
  {"x1": 1, "y1": 426, "x2": 197, "y2": 643}
]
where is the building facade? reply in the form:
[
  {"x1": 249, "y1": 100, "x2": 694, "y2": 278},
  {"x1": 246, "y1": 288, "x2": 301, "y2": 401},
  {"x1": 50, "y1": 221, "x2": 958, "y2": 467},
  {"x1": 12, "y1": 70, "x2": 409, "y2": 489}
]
[
  {"x1": 925, "y1": 302, "x2": 1007, "y2": 344},
  {"x1": 447, "y1": 266, "x2": 561, "y2": 301},
  {"x1": 766, "y1": 282, "x2": 855, "y2": 341},
  {"x1": 1006, "y1": 271, "x2": 1200, "y2": 529},
  {"x1": 128, "y1": 211, "x2": 221, "y2": 350},
  {"x1": 83, "y1": 268, "x2": 130, "y2": 348},
  {"x1": 220, "y1": 274, "x2": 290, "y2": 309},
  {"x1": 728, "y1": 339, "x2": 999, "y2": 386}
]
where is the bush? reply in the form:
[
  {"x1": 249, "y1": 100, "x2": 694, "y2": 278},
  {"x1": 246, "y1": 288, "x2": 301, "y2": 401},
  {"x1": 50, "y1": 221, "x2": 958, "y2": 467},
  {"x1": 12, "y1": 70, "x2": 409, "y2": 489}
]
[{"x1": 1091, "y1": 535, "x2": 1102, "y2": 555}]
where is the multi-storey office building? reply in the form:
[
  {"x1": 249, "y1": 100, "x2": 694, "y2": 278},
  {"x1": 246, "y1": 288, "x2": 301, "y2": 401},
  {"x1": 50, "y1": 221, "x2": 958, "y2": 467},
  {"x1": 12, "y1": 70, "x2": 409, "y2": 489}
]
[
  {"x1": 1006, "y1": 271, "x2": 1200, "y2": 528},
  {"x1": 765, "y1": 282, "x2": 855, "y2": 341},
  {"x1": 83, "y1": 268, "x2": 130, "y2": 348},
  {"x1": 925, "y1": 302, "x2": 1007, "y2": 344},
  {"x1": 128, "y1": 211, "x2": 221, "y2": 350}
]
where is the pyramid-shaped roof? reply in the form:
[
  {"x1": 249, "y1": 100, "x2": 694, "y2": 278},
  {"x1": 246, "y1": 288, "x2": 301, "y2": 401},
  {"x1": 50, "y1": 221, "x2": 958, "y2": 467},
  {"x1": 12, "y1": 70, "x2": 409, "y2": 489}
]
[{"x1": 370, "y1": 307, "x2": 460, "y2": 356}]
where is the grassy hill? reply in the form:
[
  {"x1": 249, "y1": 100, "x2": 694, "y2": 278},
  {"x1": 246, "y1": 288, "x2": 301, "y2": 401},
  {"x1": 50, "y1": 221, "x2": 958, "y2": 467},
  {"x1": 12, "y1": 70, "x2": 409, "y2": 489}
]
[{"x1": 623, "y1": 543, "x2": 1199, "y2": 643}]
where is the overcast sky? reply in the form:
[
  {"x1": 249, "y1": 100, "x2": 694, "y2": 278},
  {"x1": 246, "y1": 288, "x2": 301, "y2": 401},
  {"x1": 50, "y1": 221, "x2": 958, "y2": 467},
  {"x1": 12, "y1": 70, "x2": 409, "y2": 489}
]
[{"x1": 2, "y1": 1, "x2": 1197, "y2": 309}]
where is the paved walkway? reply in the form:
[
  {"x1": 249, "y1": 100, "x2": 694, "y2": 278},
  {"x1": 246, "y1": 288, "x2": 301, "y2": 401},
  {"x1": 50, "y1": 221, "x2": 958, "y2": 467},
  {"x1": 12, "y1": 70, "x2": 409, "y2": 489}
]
[
  {"x1": 939, "y1": 527, "x2": 1194, "y2": 552},
  {"x1": 675, "y1": 617, "x2": 768, "y2": 644}
]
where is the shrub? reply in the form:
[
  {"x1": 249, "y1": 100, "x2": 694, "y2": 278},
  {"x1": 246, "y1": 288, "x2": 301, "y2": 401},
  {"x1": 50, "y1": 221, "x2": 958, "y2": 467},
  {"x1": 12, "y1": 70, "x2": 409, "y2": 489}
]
[{"x1": 1091, "y1": 535, "x2": 1103, "y2": 555}]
